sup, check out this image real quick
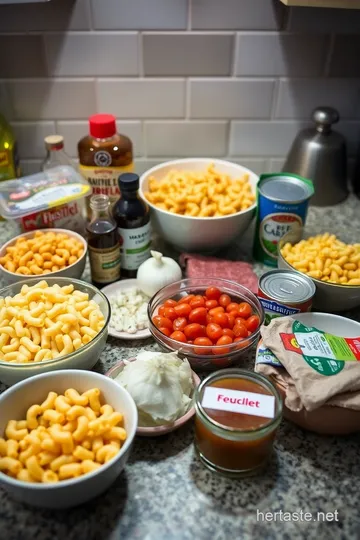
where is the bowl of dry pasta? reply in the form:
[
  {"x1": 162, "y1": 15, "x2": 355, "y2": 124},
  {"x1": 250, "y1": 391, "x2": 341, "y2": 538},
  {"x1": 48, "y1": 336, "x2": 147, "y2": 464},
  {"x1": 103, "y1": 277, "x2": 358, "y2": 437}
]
[
  {"x1": 140, "y1": 159, "x2": 258, "y2": 252},
  {"x1": 0, "y1": 229, "x2": 87, "y2": 284},
  {"x1": 0, "y1": 277, "x2": 110, "y2": 385},
  {"x1": 0, "y1": 369, "x2": 137, "y2": 508}
]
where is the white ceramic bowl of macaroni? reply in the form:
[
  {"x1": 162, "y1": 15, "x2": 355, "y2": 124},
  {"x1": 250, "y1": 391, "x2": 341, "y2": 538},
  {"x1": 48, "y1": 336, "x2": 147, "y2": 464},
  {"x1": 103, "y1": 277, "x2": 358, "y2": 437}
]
[
  {"x1": 0, "y1": 369, "x2": 138, "y2": 508},
  {"x1": 0, "y1": 228, "x2": 87, "y2": 284},
  {"x1": 0, "y1": 277, "x2": 110, "y2": 386},
  {"x1": 139, "y1": 158, "x2": 258, "y2": 252}
]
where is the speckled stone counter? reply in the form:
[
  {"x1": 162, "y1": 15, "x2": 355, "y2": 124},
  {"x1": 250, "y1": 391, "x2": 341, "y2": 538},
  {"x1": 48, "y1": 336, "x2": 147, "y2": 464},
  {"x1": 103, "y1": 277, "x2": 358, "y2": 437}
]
[{"x1": 1, "y1": 196, "x2": 360, "y2": 540}]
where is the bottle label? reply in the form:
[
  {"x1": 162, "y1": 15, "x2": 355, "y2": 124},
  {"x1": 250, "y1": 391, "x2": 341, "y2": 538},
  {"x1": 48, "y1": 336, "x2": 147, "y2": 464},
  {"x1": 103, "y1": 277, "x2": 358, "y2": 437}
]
[
  {"x1": 118, "y1": 223, "x2": 151, "y2": 271},
  {"x1": 88, "y1": 244, "x2": 121, "y2": 284},
  {"x1": 79, "y1": 163, "x2": 134, "y2": 218}
]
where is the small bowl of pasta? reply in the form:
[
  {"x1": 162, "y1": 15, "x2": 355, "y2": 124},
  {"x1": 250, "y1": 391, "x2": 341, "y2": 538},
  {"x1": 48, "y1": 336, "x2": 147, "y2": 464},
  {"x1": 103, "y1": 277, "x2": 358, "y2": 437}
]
[
  {"x1": 0, "y1": 277, "x2": 110, "y2": 385},
  {"x1": 0, "y1": 369, "x2": 137, "y2": 508},
  {"x1": 0, "y1": 228, "x2": 87, "y2": 284},
  {"x1": 139, "y1": 158, "x2": 258, "y2": 252}
]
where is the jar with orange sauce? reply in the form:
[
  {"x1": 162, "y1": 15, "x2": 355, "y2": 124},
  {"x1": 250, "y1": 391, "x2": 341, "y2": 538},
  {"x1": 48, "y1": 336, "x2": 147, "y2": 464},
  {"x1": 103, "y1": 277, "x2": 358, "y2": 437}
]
[{"x1": 194, "y1": 369, "x2": 282, "y2": 476}]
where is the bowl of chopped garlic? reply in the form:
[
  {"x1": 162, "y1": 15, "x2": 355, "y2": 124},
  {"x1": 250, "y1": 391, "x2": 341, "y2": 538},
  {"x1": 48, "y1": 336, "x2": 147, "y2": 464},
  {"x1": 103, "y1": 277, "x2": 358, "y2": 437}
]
[
  {"x1": 0, "y1": 369, "x2": 137, "y2": 508},
  {"x1": 0, "y1": 277, "x2": 110, "y2": 385},
  {"x1": 139, "y1": 159, "x2": 258, "y2": 252},
  {"x1": 278, "y1": 230, "x2": 360, "y2": 311},
  {"x1": 0, "y1": 229, "x2": 87, "y2": 284}
]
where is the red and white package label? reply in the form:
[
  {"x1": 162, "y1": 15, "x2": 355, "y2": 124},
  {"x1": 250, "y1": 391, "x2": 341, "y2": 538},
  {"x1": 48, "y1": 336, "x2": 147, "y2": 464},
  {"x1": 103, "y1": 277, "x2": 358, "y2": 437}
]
[{"x1": 202, "y1": 387, "x2": 275, "y2": 419}]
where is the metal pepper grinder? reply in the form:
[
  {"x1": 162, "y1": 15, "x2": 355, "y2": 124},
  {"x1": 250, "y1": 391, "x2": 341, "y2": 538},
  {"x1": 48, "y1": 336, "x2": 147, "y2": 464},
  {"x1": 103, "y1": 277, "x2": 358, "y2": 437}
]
[{"x1": 283, "y1": 107, "x2": 349, "y2": 206}]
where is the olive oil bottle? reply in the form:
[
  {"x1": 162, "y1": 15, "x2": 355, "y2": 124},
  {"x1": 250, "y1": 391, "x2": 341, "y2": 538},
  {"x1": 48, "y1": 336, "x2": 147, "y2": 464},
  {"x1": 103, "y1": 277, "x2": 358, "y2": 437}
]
[{"x1": 0, "y1": 114, "x2": 20, "y2": 182}]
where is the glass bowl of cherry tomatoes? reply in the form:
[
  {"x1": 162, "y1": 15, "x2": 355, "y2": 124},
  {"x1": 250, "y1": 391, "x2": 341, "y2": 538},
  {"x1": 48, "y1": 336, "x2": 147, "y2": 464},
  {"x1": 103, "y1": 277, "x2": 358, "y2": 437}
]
[{"x1": 148, "y1": 278, "x2": 264, "y2": 370}]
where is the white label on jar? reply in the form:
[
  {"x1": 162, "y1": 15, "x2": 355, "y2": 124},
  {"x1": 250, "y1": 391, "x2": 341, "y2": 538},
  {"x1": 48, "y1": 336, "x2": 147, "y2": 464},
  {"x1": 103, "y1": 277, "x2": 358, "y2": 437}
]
[
  {"x1": 202, "y1": 387, "x2": 275, "y2": 419},
  {"x1": 118, "y1": 223, "x2": 151, "y2": 271}
]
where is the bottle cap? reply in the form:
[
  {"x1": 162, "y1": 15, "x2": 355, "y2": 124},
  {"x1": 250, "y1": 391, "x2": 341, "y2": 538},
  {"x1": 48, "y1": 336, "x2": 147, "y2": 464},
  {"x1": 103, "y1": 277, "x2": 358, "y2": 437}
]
[
  {"x1": 89, "y1": 114, "x2": 116, "y2": 139},
  {"x1": 44, "y1": 135, "x2": 64, "y2": 150},
  {"x1": 119, "y1": 172, "x2": 139, "y2": 191}
]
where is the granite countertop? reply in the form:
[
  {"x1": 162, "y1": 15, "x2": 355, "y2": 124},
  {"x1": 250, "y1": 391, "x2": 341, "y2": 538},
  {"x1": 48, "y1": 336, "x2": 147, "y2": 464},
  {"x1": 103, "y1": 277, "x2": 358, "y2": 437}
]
[{"x1": 1, "y1": 196, "x2": 360, "y2": 540}]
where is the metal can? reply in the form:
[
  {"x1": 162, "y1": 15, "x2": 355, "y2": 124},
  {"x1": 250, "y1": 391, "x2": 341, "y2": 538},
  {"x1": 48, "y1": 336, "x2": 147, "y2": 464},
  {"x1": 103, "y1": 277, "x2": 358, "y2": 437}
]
[
  {"x1": 253, "y1": 173, "x2": 314, "y2": 266},
  {"x1": 258, "y1": 269, "x2": 316, "y2": 325}
]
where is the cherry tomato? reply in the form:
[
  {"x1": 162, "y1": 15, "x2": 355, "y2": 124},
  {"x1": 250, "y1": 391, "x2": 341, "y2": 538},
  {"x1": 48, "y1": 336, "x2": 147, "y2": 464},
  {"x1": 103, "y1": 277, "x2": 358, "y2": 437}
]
[
  {"x1": 228, "y1": 309, "x2": 240, "y2": 319},
  {"x1": 153, "y1": 316, "x2": 173, "y2": 331},
  {"x1": 164, "y1": 299, "x2": 177, "y2": 308},
  {"x1": 238, "y1": 302, "x2": 252, "y2": 319},
  {"x1": 189, "y1": 307, "x2": 207, "y2": 325},
  {"x1": 205, "y1": 299, "x2": 218, "y2": 310},
  {"x1": 206, "y1": 322, "x2": 223, "y2": 342},
  {"x1": 227, "y1": 314, "x2": 235, "y2": 328},
  {"x1": 170, "y1": 330, "x2": 187, "y2": 343},
  {"x1": 213, "y1": 335, "x2": 233, "y2": 355},
  {"x1": 187, "y1": 340, "x2": 194, "y2": 345},
  {"x1": 234, "y1": 336, "x2": 250, "y2": 349},
  {"x1": 222, "y1": 328, "x2": 234, "y2": 339},
  {"x1": 205, "y1": 287, "x2": 221, "y2": 301},
  {"x1": 212, "y1": 312, "x2": 229, "y2": 328},
  {"x1": 178, "y1": 294, "x2": 195, "y2": 304},
  {"x1": 226, "y1": 302, "x2": 239, "y2": 313},
  {"x1": 219, "y1": 294, "x2": 231, "y2": 308},
  {"x1": 194, "y1": 337, "x2": 213, "y2": 355},
  {"x1": 246, "y1": 315, "x2": 260, "y2": 333},
  {"x1": 209, "y1": 306, "x2": 225, "y2": 316},
  {"x1": 173, "y1": 317, "x2": 188, "y2": 331},
  {"x1": 233, "y1": 321, "x2": 248, "y2": 338},
  {"x1": 189, "y1": 295, "x2": 205, "y2": 309},
  {"x1": 234, "y1": 316, "x2": 247, "y2": 326},
  {"x1": 159, "y1": 326, "x2": 171, "y2": 337},
  {"x1": 174, "y1": 303, "x2": 192, "y2": 318},
  {"x1": 163, "y1": 307, "x2": 177, "y2": 321},
  {"x1": 158, "y1": 305, "x2": 166, "y2": 317},
  {"x1": 184, "y1": 323, "x2": 205, "y2": 340}
]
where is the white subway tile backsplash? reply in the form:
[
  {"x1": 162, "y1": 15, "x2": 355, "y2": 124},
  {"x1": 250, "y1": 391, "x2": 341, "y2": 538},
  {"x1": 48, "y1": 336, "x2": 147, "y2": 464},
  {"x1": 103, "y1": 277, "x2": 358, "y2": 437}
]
[
  {"x1": 143, "y1": 33, "x2": 233, "y2": 76},
  {"x1": 0, "y1": 36, "x2": 47, "y2": 78},
  {"x1": 329, "y1": 36, "x2": 360, "y2": 78},
  {"x1": 191, "y1": 0, "x2": 284, "y2": 30},
  {"x1": 235, "y1": 33, "x2": 328, "y2": 77},
  {"x1": 134, "y1": 158, "x2": 169, "y2": 176},
  {"x1": 227, "y1": 158, "x2": 267, "y2": 176},
  {"x1": 19, "y1": 160, "x2": 43, "y2": 177},
  {"x1": 337, "y1": 122, "x2": 360, "y2": 156},
  {"x1": 97, "y1": 79, "x2": 185, "y2": 118},
  {"x1": 0, "y1": 82, "x2": 14, "y2": 120},
  {"x1": 45, "y1": 33, "x2": 138, "y2": 77},
  {"x1": 229, "y1": 121, "x2": 309, "y2": 157},
  {"x1": 268, "y1": 158, "x2": 286, "y2": 173},
  {"x1": 56, "y1": 120, "x2": 143, "y2": 157},
  {"x1": 0, "y1": 0, "x2": 91, "y2": 32},
  {"x1": 275, "y1": 79, "x2": 360, "y2": 120},
  {"x1": 6, "y1": 80, "x2": 96, "y2": 120},
  {"x1": 11, "y1": 121, "x2": 56, "y2": 159},
  {"x1": 287, "y1": 7, "x2": 360, "y2": 34},
  {"x1": 190, "y1": 79, "x2": 274, "y2": 119},
  {"x1": 91, "y1": 0, "x2": 187, "y2": 30},
  {"x1": 145, "y1": 121, "x2": 228, "y2": 157}
]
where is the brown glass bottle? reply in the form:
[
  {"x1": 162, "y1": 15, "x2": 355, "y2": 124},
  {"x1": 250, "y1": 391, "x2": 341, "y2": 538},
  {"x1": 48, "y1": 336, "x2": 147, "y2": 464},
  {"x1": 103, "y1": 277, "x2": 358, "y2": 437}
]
[
  {"x1": 78, "y1": 114, "x2": 133, "y2": 219},
  {"x1": 86, "y1": 194, "x2": 121, "y2": 288},
  {"x1": 113, "y1": 173, "x2": 151, "y2": 279}
]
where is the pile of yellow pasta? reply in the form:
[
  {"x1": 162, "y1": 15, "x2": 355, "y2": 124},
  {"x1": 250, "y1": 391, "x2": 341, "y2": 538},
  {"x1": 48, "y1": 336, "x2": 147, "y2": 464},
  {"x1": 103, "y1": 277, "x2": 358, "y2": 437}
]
[
  {"x1": 0, "y1": 388, "x2": 127, "y2": 483},
  {"x1": 0, "y1": 280, "x2": 105, "y2": 363},
  {"x1": 144, "y1": 163, "x2": 255, "y2": 217},
  {"x1": 281, "y1": 233, "x2": 360, "y2": 285},
  {"x1": 0, "y1": 231, "x2": 84, "y2": 275}
]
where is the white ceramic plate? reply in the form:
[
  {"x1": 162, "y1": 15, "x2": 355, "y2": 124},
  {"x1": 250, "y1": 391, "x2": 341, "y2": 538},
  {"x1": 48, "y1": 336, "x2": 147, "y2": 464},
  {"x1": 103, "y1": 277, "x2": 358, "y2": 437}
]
[{"x1": 101, "y1": 279, "x2": 151, "y2": 340}]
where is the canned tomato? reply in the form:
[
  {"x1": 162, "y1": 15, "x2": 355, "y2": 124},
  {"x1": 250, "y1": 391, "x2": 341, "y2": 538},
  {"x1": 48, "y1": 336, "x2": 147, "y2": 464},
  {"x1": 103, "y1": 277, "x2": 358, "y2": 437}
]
[
  {"x1": 258, "y1": 269, "x2": 315, "y2": 325},
  {"x1": 253, "y1": 173, "x2": 314, "y2": 266}
]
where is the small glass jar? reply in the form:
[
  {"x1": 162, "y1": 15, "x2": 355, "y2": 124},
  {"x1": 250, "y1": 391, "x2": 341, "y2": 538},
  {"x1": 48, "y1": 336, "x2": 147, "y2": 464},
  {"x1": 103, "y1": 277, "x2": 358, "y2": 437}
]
[{"x1": 194, "y1": 369, "x2": 282, "y2": 477}]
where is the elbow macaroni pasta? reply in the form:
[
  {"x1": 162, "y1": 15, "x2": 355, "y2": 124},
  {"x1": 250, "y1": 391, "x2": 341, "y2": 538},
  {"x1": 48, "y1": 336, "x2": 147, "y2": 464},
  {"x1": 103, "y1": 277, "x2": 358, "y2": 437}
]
[
  {"x1": 0, "y1": 388, "x2": 127, "y2": 483},
  {"x1": 144, "y1": 163, "x2": 255, "y2": 217},
  {"x1": 0, "y1": 231, "x2": 84, "y2": 276},
  {"x1": 281, "y1": 233, "x2": 360, "y2": 285},
  {"x1": 0, "y1": 280, "x2": 105, "y2": 363}
]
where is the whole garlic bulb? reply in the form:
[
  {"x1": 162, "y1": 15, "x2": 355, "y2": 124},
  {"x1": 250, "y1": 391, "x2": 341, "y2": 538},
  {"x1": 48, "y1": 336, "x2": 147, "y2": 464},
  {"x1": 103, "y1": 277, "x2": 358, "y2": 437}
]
[{"x1": 136, "y1": 250, "x2": 182, "y2": 297}]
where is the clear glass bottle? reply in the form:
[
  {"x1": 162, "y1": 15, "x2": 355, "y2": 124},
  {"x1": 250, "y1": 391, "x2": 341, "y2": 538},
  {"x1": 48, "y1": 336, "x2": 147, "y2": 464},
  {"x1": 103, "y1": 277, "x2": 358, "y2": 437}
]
[
  {"x1": 86, "y1": 194, "x2": 121, "y2": 288},
  {"x1": 42, "y1": 135, "x2": 74, "y2": 171}
]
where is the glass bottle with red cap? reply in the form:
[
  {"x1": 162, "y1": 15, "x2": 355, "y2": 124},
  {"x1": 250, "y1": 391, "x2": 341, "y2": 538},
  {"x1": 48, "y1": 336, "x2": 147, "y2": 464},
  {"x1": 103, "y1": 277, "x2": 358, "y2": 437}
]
[{"x1": 78, "y1": 114, "x2": 133, "y2": 219}]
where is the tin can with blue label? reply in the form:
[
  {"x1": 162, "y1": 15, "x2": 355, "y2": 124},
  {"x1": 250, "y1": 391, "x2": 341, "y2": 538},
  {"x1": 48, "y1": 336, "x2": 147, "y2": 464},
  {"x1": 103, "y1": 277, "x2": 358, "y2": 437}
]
[
  {"x1": 258, "y1": 269, "x2": 316, "y2": 325},
  {"x1": 253, "y1": 173, "x2": 314, "y2": 266}
]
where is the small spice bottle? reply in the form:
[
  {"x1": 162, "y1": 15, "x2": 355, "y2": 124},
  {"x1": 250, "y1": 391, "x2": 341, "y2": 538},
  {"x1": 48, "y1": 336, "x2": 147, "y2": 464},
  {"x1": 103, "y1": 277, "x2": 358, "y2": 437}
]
[
  {"x1": 113, "y1": 173, "x2": 151, "y2": 279},
  {"x1": 194, "y1": 369, "x2": 282, "y2": 476},
  {"x1": 86, "y1": 194, "x2": 121, "y2": 288}
]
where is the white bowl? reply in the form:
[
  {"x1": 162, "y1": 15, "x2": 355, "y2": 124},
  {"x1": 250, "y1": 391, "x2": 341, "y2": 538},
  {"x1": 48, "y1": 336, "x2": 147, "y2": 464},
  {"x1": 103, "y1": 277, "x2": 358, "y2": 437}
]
[
  {"x1": 0, "y1": 228, "x2": 87, "y2": 284},
  {"x1": 0, "y1": 370, "x2": 138, "y2": 508},
  {"x1": 139, "y1": 158, "x2": 258, "y2": 252}
]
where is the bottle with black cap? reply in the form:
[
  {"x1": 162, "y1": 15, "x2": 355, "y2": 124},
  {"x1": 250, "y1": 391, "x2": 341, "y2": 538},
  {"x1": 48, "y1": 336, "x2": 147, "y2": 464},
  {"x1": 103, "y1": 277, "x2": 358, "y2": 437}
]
[{"x1": 113, "y1": 172, "x2": 151, "y2": 278}]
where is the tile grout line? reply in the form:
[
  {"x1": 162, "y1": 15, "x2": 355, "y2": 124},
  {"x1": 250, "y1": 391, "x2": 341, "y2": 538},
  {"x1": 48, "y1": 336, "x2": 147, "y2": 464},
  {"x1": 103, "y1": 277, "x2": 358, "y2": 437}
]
[
  {"x1": 231, "y1": 33, "x2": 238, "y2": 77},
  {"x1": 138, "y1": 32, "x2": 144, "y2": 78},
  {"x1": 187, "y1": 0, "x2": 192, "y2": 31}
]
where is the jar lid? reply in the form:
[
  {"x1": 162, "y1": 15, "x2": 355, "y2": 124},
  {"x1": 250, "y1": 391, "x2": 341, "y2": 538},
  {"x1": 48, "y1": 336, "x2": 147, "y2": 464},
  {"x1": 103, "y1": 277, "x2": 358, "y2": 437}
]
[
  {"x1": 44, "y1": 135, "x2": 64, "y2": 150},
  {"x1": 119, "y1": 172, "x2": 139, "y2": 191},
  {"x1": 89, "y1": 114, "x2": 116, "y2": 139}
]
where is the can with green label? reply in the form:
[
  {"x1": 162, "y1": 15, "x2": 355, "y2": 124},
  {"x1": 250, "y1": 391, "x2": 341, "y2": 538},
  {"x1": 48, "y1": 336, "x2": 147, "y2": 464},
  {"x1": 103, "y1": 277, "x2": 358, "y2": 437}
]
[{"x1": 253, "y1": 173, "x2": 314, "y2": 266}]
